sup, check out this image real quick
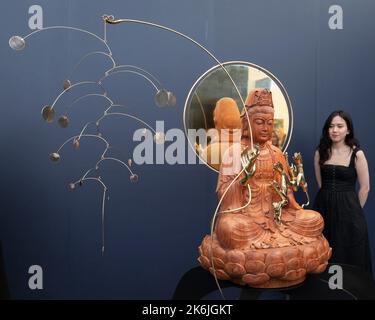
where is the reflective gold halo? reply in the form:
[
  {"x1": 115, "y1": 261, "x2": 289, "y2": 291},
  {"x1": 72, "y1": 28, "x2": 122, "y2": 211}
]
[{"x1": 183, "y1": 61, "x2": 294, "y2": 172}]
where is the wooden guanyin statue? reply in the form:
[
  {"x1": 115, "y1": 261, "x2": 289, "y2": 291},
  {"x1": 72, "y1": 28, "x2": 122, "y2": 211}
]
[{"x1": 198, "y1": 88, "x2": 332, "y2": 288}]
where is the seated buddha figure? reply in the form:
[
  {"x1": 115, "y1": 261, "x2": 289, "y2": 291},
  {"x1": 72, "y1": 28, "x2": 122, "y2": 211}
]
[
  {"x1": 198, "y1": 88, "x2": 331, "y2": 288},
  {"x1": 199, "y1": 97, "x2": 241, "y2": 171}
]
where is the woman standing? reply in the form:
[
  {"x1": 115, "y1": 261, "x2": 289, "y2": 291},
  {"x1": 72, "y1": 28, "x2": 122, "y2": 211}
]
[{"x1": 314, "y1": 110, "x2": 372, "y2": 273}]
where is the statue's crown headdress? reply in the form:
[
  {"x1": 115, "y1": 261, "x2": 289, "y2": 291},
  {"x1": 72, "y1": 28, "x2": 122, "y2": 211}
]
[{"x1": 245, "y1": 88, "x2": 274, "y2": 108}]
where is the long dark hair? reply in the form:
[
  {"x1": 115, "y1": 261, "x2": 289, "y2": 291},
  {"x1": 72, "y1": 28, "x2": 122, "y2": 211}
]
[{"x1": 317, "y1": 110, "x2": 359, "y2": 165}]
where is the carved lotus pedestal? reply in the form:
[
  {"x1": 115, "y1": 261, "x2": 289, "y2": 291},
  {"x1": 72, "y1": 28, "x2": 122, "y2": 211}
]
[{"x1": 198, "y1": 234, "x2": 332, "y2": 288}]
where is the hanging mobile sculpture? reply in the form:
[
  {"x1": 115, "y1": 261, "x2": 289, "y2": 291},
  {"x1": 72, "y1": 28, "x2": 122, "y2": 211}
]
[
  {"x1": 9, "y1": 15, "x2": 179, "y2": 255},
  {"x1": 10, "y1": 14, "x2": 263, "y2": 298}
]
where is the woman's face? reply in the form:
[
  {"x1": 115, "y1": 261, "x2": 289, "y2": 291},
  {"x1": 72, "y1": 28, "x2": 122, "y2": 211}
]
[{"x1": 329, "y1": 115, "x2": 349, "y2": 143}]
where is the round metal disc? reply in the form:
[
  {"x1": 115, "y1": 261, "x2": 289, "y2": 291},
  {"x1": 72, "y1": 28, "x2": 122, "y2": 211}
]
[
  {"x1": 49, "y1": 152, "x2": 60, "y2": 162},
  {"x1": 9, "y1": 36, "x2": 25, "y2": 51},
  {"x1": 130, "y1": 174, "x2": 139, "y2": 183},
  {"x1": 41, "y1": 105, "x2": 55, "y2": 123},
  {"x1": 154, "y1": 132, "x2": 165, "y2": 145},
  {"x1": 155, "y1": 89, "x2": 169, "y2": 107},
  {"x1": 73, "y1": 138, "x2": 80, "y2": 149},
  {"x1": 58, "y1": 115, "x2": 69, "y2": 128},
  {"x1": 63, "y1": 79, "x2": 71, "y2": 90},
  {"x1": 167, "y1": 91, "x2": 176, "y2": 106}
]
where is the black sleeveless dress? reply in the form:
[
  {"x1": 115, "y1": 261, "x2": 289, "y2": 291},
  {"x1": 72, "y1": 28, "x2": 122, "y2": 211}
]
[{"x1": 313, "y1": 148, "x2": 372, "y2": 273}]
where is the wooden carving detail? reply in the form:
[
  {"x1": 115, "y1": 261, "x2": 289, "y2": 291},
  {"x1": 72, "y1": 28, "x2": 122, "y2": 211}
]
[{"x1": 198, "y1": 89, "x2": 331, "y2": 288}]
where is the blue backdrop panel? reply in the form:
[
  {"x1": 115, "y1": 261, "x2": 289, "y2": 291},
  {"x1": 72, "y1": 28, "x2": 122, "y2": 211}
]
[{"x1": 0, "y1": 0, "x2": 373, "y2": 299}]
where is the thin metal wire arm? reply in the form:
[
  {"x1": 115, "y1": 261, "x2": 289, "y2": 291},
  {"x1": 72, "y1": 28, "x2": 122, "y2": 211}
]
[
  {"x1": 63, "y1": 93, "x2": 114, "y2": 115},
  {"x1": 103, "y1": 16, "x2": 253, "y2": 149},
  {"x1": 71, "y1": 176, "x2": 108, "y2": 254},
  {"x1": 77, "y1": 122, "x2": 98, "y2": 140},
  {"x1": 219, "y1": 184, "x2": 251, "y2": 214},
  {"x1": 50, "y1": 81, "x2": 106, "y2": 110},
  {"x1": 98, "y1": 112, "x2": 156, "y2": 134},
  {"x1": 98, "y1": 70, "x2": 159, "y2": 91},
  {"x1": 23, "y1": 26, "x2": 112, "y2": 56},
  {"x1": 95, "y1": 157, "x2": 134, "y2": 175},
  {"x1": 209, "y1": 166, "x2": 248, "y2": 300},
  {"x1": 68, "y1": 51, "x2": 116, "y2": 80},
  {"x1": 72, "y1": 176, "x2": 108, "y2": 190},
  {"x1": 56, "y1": 134, "x2": 109, "y2": 153},
  {"x1": 104, "y1": 64, "x2": 163, "y2": 88}
]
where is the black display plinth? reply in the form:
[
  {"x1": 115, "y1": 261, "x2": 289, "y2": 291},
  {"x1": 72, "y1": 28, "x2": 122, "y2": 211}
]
[
  {"x1": 0, "y1": 242, "x2": 9, "y2": 300},
  {"x1": 173, "y1": 263, "x2": 375, "y2": 300}
]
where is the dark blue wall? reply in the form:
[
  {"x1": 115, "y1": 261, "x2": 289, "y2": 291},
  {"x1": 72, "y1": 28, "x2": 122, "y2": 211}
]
[{"x1": 1, "y1": 0, "x2": 374, "y2": 299}]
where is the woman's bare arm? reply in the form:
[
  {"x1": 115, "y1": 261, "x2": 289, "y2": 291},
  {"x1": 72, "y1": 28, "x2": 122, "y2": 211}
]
[
  {"x1": 314, "y1": 150, "x2": 322, "y2": 189},
  {"x1": 355, "y1": 150, "x2": 370, "y2": 208}
]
